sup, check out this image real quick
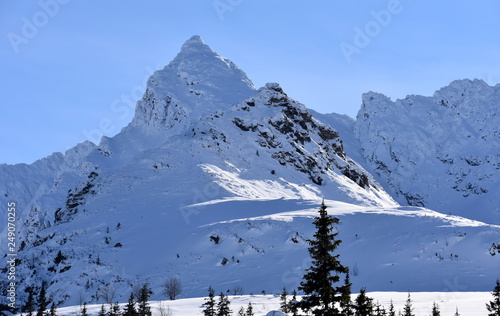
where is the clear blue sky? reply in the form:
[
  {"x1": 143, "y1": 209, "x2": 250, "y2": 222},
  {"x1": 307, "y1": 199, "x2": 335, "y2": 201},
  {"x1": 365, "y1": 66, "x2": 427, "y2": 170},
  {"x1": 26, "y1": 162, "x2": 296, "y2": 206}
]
[{"x1": 1, "y1": 1, "x2": 499, "y2": 165}]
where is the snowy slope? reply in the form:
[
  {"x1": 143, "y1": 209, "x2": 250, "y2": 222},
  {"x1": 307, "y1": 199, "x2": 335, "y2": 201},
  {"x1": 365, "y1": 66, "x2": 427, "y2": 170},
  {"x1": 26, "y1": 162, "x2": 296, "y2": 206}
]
[
  {"x1": 353, "y1": 80, "x2": 500, "y2": 224},
  {"x1": 0, "y1": 36, "x2": 499, "y2": 310}
]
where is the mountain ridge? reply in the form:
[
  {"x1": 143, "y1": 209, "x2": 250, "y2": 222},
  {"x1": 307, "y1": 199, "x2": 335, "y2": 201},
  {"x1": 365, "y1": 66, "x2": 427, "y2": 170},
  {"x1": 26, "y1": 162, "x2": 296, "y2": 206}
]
[{"x1": 353, "y1": 78, "x2": 500, "y2": 223}]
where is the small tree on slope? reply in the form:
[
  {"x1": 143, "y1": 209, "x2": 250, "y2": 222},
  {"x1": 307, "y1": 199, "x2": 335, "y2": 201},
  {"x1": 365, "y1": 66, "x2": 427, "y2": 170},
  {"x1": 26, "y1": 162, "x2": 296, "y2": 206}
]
[
  {"x1": 237, "y1": 307, "x2": 245, "y2": 316},
  {"x1": 387, "y1": 300, "x2": 396, "y2": 316},
  {"x1": 98, "y1": 304, "x2": 107, "y2": 316},
  {"x1": 164, "y1": 276, "x2": 182, "y2": 300},
  {"x1": 123, "y1": 293, "x2": 138, "y2": 316},
  {"x1": 340, "y1": 272, "x2": 354, "y2": 316},
  {"x1": 216, "y1": 292, "x2": 232, "y2": 316},
  {"x1": 202, "y1": 286, "x2": 216, "y2": 316},
  {"x1": 280, "y1": 287, "x2": 289, "y2": 313},
  {"x1": 402, "y1": 293, "x2": 414, "y2": 316},
  {"x1": 109, "y1": 302, "x2": 121, "y2": 316},
  {"x1": 431, "y1": 301, "x2": 440, "y2": 316},
  {"x1": 49, "y1": 302, "x2": 57, "y2": 316},
  {"x1": 81, "y1": 302, "x2": 88, "y2": 316},
  {"x1": 373, "y1": 301, "x2": 386, "y2": 316},
  {"x1": 298, "y1": 201, "x2": 350, "y2": 315},
  {"x1": 23, "y1": 287, "x2": 35, "y2": 316},
  {"x1": 486, "y1": 279, "x2": 500, "y2": 316},
  {"x1": 137, "y1": 284, "x2": 152, "y2": 316},
  {"x1": 36, "y1": 282, "x2": 49, "y2": 316},
  {"x1": 246, "y1": 302, "x2": 254, "y2": 316},
  {"x1": 288, "y1": 290, "x2": 300, "y2": 316},
  {"x1": 354, "y1": 288, "x2": 373, "y2": 316}
]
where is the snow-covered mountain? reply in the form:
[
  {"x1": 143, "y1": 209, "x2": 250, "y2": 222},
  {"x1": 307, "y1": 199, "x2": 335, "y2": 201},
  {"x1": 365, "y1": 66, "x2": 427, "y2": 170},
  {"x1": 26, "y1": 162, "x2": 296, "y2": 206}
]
[
  {"x1": 352, "y1": 79, "x2": 500, "y2": 224},
  {"x1": 1, "y1": 36, "x2": 499, "y2": 309}
]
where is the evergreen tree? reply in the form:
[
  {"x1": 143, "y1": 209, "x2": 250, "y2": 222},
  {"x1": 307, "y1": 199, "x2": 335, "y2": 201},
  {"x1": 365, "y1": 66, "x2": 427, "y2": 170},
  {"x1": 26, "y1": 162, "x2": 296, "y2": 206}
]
[
  {"x1": 123, "y1": 293, "x2": 138, "y2": 316},
  {"x1": 99, "y1": 304, "x2": 107, "y2": 316},
  {"x1": 340, "y1": 272, "x2": 354, "y2": 316},
  {"x1": 431, "y1": 302, "x2": 440, "y2": 316},
  {"x1": 279, "y1": 287, "x2": 289, "y2": 313},
  {"x1": 49, "y1": 302, "x2": 57, "y2": 316},
  {"x1": 36, "y1": 282, "x2": 49, "y2": 316},
  {"x1": 387, "y1": 300, "x2": 395, "y2": 316},
  {"x1": 374, "y1": 301, "x2": 386, "y2": 316},
  {"x1": 288, "y1": 290, "x2": 300, "y2": 316},
  {"x1": 202, "y1": 286, "x2": 216, "y2": 316},
  {"x1": 245, "y1": 302, "x2": 254, "y2": 316},
  {"x1": 81, "y1": 303, "x2": 88, "y2": 316},
  {"x1": 298, "y1": 201, "x2": 349, "y2": 315},
  {"x1": 216, "y1": 292, "x2": 232, "y2": 316},
  {"x1": 454, "y1": 307, "x2": 460, "y2": 316},
  {"x1": 486, "y1": 279, "x2": 500, "y2": 316},
  {"x1": 137, "y1": 284, "x2": 152, "y2": 316},
  {"x1": 402, "y1": 294, "x2": 414, "y2": 316},
  {"x1": 237, "y1": 307, "x2": 245, "y2": 316},
  {"x1": 354, "y1": 288, "x2": 373, "y2": 316},
  {"x1": 24, "y1": 288, "x2": 35, "y2": 316},
  {"x1": 108, "y1": 302, "x2": 121, "y2": 316}
]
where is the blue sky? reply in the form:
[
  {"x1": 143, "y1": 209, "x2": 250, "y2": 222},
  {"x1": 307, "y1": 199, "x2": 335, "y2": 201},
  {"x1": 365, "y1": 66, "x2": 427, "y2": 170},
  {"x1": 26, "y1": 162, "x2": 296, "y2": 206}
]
[{"x1": 1, "y1": 1, "x2": 499, "y2": 165}]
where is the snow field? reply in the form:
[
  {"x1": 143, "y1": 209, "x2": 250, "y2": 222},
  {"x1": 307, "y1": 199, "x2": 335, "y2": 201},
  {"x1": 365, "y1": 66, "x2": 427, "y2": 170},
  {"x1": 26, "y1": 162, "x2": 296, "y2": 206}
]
[{"x1": 51, "y1": 292, "x2": 493, "y2": 316}]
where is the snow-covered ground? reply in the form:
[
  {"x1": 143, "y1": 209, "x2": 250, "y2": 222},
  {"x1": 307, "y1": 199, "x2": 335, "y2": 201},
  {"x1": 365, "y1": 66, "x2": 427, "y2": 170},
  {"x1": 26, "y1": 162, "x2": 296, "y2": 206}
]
[{"x1": 52, "y1": 292, "x2": 493, "y2": 316}]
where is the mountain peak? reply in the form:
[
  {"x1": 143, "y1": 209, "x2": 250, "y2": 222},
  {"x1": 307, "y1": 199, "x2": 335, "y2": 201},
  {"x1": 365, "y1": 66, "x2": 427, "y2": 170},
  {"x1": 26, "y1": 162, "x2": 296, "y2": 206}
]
[
  {"x1": 187, "y1": 34, "x2": 203, "y2": 42},
  {"x1": 433, "y1": 78, "x2": 492, "y2": 100},
  {"x1": 130, "y1": 36, "x2": 256, "y2": 131},
  {"x1": 173, "y1": 35, "x2": 217, "y2": 66},
  {"x1": 180, "y1": 35, "x2": 206, "y2": 49}
]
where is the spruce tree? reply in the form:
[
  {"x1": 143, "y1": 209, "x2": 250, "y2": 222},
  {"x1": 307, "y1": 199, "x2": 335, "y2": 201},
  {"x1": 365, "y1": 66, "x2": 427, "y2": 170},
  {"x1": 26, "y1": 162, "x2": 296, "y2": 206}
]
[
  {"x1": 202, "y1": 286, "x2": 216, "y2": 316},
  {"x1": 280, "y1": 287, "x2": 289, "y2": 313},
  {"x1": 245, "y1": 302, "x2": 254, "y2": 316},
  {"x1": 24, "y1": 288, "x2": 35, "y2": 316},
  {"x1": 454, "y1": 307, "x2": 460, "y2": 316},
  {"x1": 431, "y1": 302, "x2": 440, "y2": 316},
  {"x1": 36, "y1": 282, "x2": 49, "y2": 316},
  {"x1": 387, "y1": 300, "x2": 396, "y2": 316},
  {"x1": 374, "y1": 301, "x2": 386, "y2": 316},
  {"x1": 340, "y1": 272, "x2": 354, "y2": 316},
  {"x1": 137, "y1": 284, "x2": 152, "y2": 316},
  {"x1": 108, "y1": 302, "x2": 121, "y2": 316},
  {"x1": 402, "y1": 294, "x2": 414, "y2": 316},
  {"x1": 216, "y1": 292, "x2": 232, "y2": 316},
  {"x1": 237, "y1": 307, "x2": 245, "y2": 316},
  {"x1": 123, "y1": 293, "x2": 138, "y2": 316},
  {"x1": 49, "y1": 302, "x2": 57, "y2": 316},
  {"x1": 99, "y1": 304, "x2": 107, "y2": 316},
  {"x1": 298, "y1": 201, "x2": 349, "y2": 315},
  {"x1": 354, "y1": 288, "x2": 373, "y2": 316},
  {"x1": 288, "y1": 290, "x2": 300, "y2": 316},
  {"x1": 486, "y1": 279, "x2": 500, "y2": 316},
  {"x1": 81, "y1": 302, "x2": 88, "y2": 316}
]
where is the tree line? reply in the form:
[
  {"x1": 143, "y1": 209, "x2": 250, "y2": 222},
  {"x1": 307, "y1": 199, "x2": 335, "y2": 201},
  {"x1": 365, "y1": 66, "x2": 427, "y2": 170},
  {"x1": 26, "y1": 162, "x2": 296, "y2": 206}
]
[
  {"x1": 16, "y1": 282, "x2": 167, "y2": 316},
  {"x1": 11, "y1": 273, "x2": 183, "y2": 315}
]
